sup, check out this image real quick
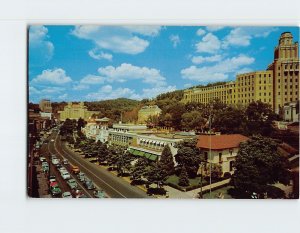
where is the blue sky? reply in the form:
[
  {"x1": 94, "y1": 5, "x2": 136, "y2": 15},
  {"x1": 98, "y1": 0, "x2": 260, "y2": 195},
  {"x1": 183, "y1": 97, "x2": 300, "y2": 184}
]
[{"x1": 28, "y1": 25, "x2": 299, "y2": 103}]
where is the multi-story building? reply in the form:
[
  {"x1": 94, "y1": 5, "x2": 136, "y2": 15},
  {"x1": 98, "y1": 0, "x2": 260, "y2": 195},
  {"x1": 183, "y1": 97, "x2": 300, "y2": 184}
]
[
  {"x1": 137, "y1": 105, "x2": 162, "y2": 123},
  {"x1": 39, "y1": 99, "x2": 52, "y2": 113},
  {"x1": 197, "y1": 134, "x2": 249, "y2": 175},
  {"x1": 182, "y1": 32, "x2": 299, "y2": 114},
  {"x1": 108, "y1": 123, "x2": 195, "y2": 162},
  {"x1": 267, "y1": 32, "x2": 299, "y2": 113},
  {"x1": 58, "y1": 102, "x2": 99, "y2": 121}
]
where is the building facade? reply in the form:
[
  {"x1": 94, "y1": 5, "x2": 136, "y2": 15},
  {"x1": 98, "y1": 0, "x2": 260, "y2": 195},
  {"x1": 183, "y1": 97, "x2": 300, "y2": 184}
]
[
  {"x1": 137, "y1": 105, "x2": 162, "y2": 123},
  {"x1": 182, "y1": 32, "x2": 299, "y2": 113},
  {"x1": 197, "y1": 134, "x2": 249, "y2": 175},
  {"x1": 39, "y1": 99, "x2": 52, "y2": 113},
  {"x1": 58, "y1": 102, "x2": 99, "y2": 121},
  {"x1": 283, "y1": 102, "x2": 299, "y2": 122},
  {"x1": 267, "y1": 32, "x2": 299, "y2": 113}
]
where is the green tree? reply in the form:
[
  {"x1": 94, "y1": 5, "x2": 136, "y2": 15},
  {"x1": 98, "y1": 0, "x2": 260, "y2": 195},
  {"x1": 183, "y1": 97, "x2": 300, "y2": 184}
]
[
  {"x1": 181, "y1": 111, "x2": 206, "y2": 132},
  {"x1": 146, "y1": 163, "x2": 168, "y2": 188},
  {"x1": 245, "y1": 101, "x2": 277, "y2": 136},
  {"x1": 213, "y1": 106, "x2": 246, "y2": 134},
  {"x1": 131, "y1": 157, "x2": 149, "y2": 182},
  {"x1": 159, "y1": 145, "x2": 175, "y2": 175},
  {"x1": 233, "y1": 135, "x2": 290, "y2": 198},
  {"x1": 175, "y1": 139, "x2": 203, "y2": 178},
  {"x1": 178, "y1": 165, "x2": 190, "y2": 187},
  {"x1": 77, "y1": 117, "x2": 86, "y2": 131},
  {"x1": 207, "y1": 164, "x2": 222, "y2": 180}
]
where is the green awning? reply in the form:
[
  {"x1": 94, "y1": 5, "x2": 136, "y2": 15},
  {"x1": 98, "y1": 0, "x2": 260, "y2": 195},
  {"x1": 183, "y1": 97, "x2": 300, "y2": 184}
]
[
  {"x1": 148, "y1": 154, "x2": 158, "y2": 161},
  {"x1": 129, "y1": 148, "x2": 158, "y2": 161}
]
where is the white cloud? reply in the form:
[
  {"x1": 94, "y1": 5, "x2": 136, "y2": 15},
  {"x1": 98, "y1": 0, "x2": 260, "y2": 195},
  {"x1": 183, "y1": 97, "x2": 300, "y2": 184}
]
[
  {"x1": 222, "y1": 27, "x2": 278, "y2": 48},
  {"x1": 86, "y1": 84, "x2": 176, "y2": 101},
  {"x1": 88, "y1": 49, "x2": 112, "y2": 61},
  {"x1": 29, "y1": 25, "x2": 54, "y2": 62},
  {"x1": 169, "y1": 34, "x2": 180, "y2": 48},
  {"x1": 41, "y1": 86, "x2": 65, "y2": 94},
  {"x1": 141, "y1": 85, "x2": 177, "y2": 99},
  {"x1": 196, "y1": 28, "x2": 206, "y2": 36},
  {"x1": 80, "y1": 74, "x2": 105, "y2": 85},
  {"x1": 32, "y1": 68, "x2": 72, "y2": 85},
  {"x1": 191, "y1": 55, "x2": 222, "y2": 64},
  {"x1": 72, "y1": 83, "x2": 89, "y2": 91},
  {"x1": 206, "y1": 26, "x2": 225, "y2": 32},
  {"x1": 196, "y1": 33, "x2": 221, "y2": 54},
  {"x1": 97, "y1": 63, "x2": 166, "y2": 86},
  {"x1": 86, "y1": 86, "x2": 138, "y2": 100},
  {"x1": 100, "y1": 85, "x2": 113, "y2": 93},
  {"x1": 58, "y1": 93, "x2": 68, "y2": 100},
  {"x1": 71, "y1": 26, "x2": 161, "y2": 55},
  {"x1": 184, "y1": 83, "x2": 192, "y2": 88},
  {"x1": 29, "y1": 86, "x2": 40, "y2": 95},
  {"x1": 181, "y1": 54, "x2": 255, "y2": 83},
  {"x1": 121, "y1": 26, "x2": 162, "y2": 36}
]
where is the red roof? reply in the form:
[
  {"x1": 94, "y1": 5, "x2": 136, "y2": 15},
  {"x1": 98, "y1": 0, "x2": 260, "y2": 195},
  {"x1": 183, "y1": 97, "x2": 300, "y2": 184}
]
[{"x1": 197, "y1": 134, "x2": 249, "y2": 150}]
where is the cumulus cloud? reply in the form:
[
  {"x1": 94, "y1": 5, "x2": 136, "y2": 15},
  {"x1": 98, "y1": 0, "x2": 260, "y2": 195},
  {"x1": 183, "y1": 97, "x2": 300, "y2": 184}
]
[
  {"x1": 222, "y1": 27, "x2": 278, "y2": 48},
  {"x1": 181, "y1": 54, "x2": 255, "y2": 83},
  {"x1": 206, "y1": 26, "x2": 225, "y2": 32},
  {"x1": 88, "y1": 49, "x2": 112, "y2": 61},
  {"x1": 86, "y1": 86, "x2": 138, "y2": 100},
  {"x1": 58, "y1": 93, "x2": 68, "y2": 99},
  {"x1": 196, "y1": 28, "x2": 206, "y2": 36},
  {"x1": 196, "y1": 33, "x2": 221, "y2": 54},
  {"x1": 86, "y1": 84, "x2": 176, "y2": 101},
  {"x1": 29, "y1": 25, "x2": 54, "y2": 63},
  {"x1": 191, "y1": 55, "x2": 222, "y2": 64},
  {"x1": 71, "y1": 25, "x2": 162, "y2": 55},
  {"x1": 97, "y1": 63, "x2": 166, "y2": 86},
  {"x1": 31, "y1": 68, "x2": 72, "y2": 85},
  {"x1": 80, "y1": 74, "x2": 105, "y2": 84},
  {"x1": 169, "y1": 34, "x2": 180, "y2": 48},
  {"x1": 141, "y1": 85, "x2": 177, "y2": 99}
]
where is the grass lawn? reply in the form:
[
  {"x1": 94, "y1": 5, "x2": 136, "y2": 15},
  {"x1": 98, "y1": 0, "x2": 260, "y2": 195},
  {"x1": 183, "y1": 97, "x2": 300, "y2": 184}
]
[
  {"x1": 166, "y1": 175, "x2": 208, "y2": 188},
  {"x1": 203, "y1": 186, "x2": 234, "y2": 199}
]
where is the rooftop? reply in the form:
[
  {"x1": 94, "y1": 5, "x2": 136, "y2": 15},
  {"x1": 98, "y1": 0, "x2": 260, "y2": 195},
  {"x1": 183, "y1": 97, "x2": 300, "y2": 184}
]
[{"x1": 197, "y1": 134, "x2": 249, "y2": 150}]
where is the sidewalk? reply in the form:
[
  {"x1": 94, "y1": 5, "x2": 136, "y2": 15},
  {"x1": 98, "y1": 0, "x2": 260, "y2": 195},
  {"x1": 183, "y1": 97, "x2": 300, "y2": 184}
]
[
  {"x1": 185, "y1": 178, "x2": 231, "y2": 198},
  {"x1": 35, "y1": 164, "x2": 50, "y2": 198}
]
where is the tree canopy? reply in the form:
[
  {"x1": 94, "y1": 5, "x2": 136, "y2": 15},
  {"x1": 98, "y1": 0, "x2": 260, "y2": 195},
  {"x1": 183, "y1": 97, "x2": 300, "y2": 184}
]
[{"x1": 233, "y1": 135, "x2": 290, "y2": 198}]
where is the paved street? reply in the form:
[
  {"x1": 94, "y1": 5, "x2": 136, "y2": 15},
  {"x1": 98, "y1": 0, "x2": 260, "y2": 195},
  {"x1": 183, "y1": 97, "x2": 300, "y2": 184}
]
[{"x1": 50, "y1": 131, "x2": 149, "y2": 198}]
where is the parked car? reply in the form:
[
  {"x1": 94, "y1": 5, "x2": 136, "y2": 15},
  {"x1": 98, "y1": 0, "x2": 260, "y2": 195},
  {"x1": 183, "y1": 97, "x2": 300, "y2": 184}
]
[
  {"x1": 84, "y1": 179, "x2": 95, "y2": 190},
  {"x1": 62, "y1": 192, "x2": 72, "y2": 198},
  {"x1": 77, "y1": 172, "x2": 85, "y2": 182},
  {"x1": 39, "y1": 157, "x2": 46, "y2": 163},
  {"x1": 51, "y1": 139, "x2": 54, "y2": 142},
  {"x1": 93, "y1": 190, "x2": 107, "y2": 198},
  {"x1": 63, "y1": 159, "x2": 69, "y2": 165},
  {"x1": 67, "y1": 179, "x2": 78, "y2": 189},
  {"x1": 50, "y1": 182, "x2": 61, "y2": 196},
  {"x1": 51, "y1": 158, "x2": 59, "y2": 165},
  {"x1": 71, "y1": 165, "x2": 80, "y2": 174},
  {"x1": 50, "y1": 154, "x2": 57, "y2": 160},
  {"x1": 61, "y1": 171, "x2": 71, "y2": 180},
  {"x1": 72, "y1": 188, "x2": 83, "y2": 198},
  {"x1": 49, "y1": 175, "x2": 56, "y2": 183}
]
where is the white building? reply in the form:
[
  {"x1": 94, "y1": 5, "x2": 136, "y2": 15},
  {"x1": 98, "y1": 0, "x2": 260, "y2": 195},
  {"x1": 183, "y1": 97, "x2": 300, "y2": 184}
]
[
  {"x1": 283, "y1": 102, "x2": 299, "y2": 122},
  {"x1": 197, "y1": 134, "x2": 249, "y2": 175}
]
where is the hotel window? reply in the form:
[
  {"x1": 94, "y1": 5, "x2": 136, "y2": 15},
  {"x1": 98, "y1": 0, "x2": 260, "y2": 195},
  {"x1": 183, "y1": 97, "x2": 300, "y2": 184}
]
[
  {"x1": 278, "y1": 73, "x2": 280, "y2": 76},
  {"x1": 290, "y1": 92, "x2": 292, "y2": 95},
  {"x1": 264, "y1": 74, "x2": 266, "y2": 77},
  {"x1": 278, "y1": 79, "x2": 280, "y2": 83},
  {"x1": 269, "y1": 92, "x2": 271, "y2": 96},
  {"x1": 264, "y1": 87, "x2": 266, "y2": 90},
  {"x1": 290, "y1": 98, "x2": 293, "y2": 101},
  {"x1": 264, "y1": 93, "x2": 266, "y2": 96}
]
